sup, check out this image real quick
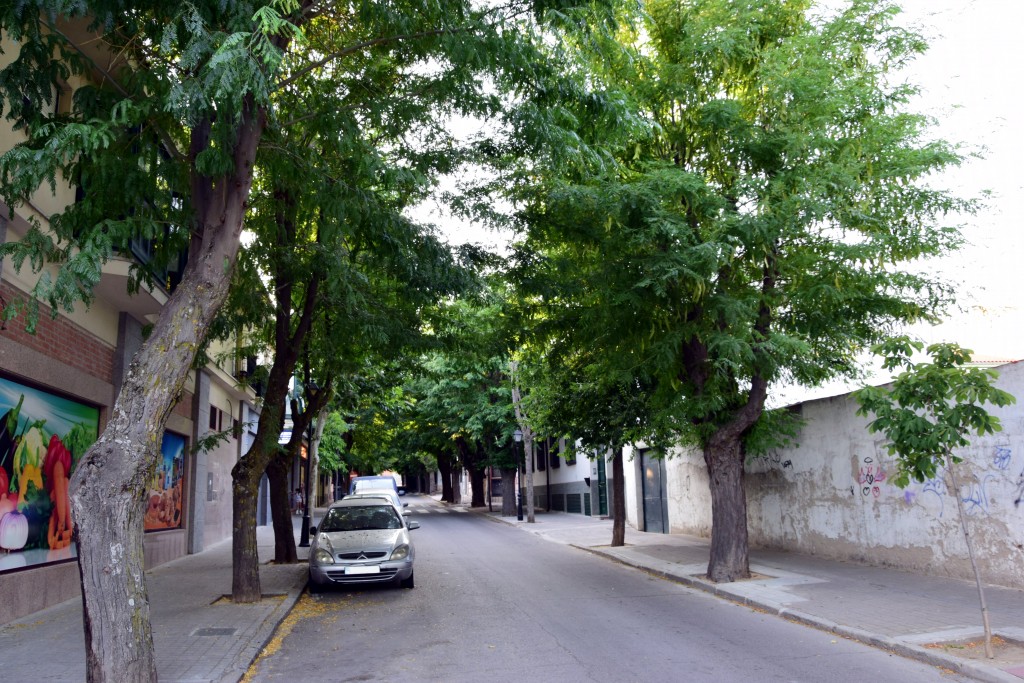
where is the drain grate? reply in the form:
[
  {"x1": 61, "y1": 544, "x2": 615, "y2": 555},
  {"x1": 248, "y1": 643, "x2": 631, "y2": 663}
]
[{"x1": 192, "y1": 627, "x2": 237, "y2": 637}]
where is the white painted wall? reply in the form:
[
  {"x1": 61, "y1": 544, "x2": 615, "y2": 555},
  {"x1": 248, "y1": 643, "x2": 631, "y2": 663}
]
[{"x1": 625, "y1": 361, "x2": 1024, "y2": 588}]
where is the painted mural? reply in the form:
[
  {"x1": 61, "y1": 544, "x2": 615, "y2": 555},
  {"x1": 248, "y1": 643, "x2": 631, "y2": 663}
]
[
  {"x1": 0, "y1": 376, "x2": 99, "y2": 572},
  {"x1": 144, "y1": 432, "x2": 185, "y2": 531}
]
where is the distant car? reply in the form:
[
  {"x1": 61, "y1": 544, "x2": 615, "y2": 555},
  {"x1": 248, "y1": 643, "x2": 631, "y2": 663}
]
[
  {"x1": 345, "y1": 488, "x2": 407, "y2": 511},
  {"x1": 349, "y1": 475, "x2": 403, "y2": 495},
  {"x1": 308, "y1": 497, "x2": 419, "y2": 593}
]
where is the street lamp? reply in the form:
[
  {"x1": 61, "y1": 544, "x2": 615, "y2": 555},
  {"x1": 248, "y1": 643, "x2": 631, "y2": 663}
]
[
  {"x1": 298, "y1": 381, "x2": 320, "y2": 548},
  {"x1": 513, "y1": 428, "x2": 523, "y2": 521}
]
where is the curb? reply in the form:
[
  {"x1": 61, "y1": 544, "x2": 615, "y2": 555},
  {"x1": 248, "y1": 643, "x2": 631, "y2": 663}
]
[{"x1": 223, "y1": 578, "x2": 306, "y2": 683}]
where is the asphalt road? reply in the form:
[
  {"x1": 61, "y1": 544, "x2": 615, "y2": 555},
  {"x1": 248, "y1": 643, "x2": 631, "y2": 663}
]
[{"x1": 244, "y1": 495, "x2": 971, "y2": 682}]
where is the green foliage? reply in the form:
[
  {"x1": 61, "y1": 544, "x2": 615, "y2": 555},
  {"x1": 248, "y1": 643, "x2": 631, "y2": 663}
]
[
  {"x1": 508, "y1": 0, "x2": 974, "y2": 453},
  {"x1": 403, "y1": 284, "x2": 519, "y2": 471},
  {"x1": 855, "y1": 337, "x2": 1016, "y2": 487},
  {"x1": 317, "y1": 411, "x2": 349, "y2": 473}
]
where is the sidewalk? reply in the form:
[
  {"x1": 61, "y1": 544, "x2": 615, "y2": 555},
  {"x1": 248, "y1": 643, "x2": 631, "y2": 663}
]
[
  {"x1": 0, "y1": 513, "x2": 312, "y2": 683},
  {"x1": 464, "y1": 499, "x2": 1024, "y2": 683}
]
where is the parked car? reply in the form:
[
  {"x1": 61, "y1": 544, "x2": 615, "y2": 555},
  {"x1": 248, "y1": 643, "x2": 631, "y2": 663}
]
[
  {"x1": 308, "y1": 497, "x2": 419, "y2": 593},
  {"x1": 345, "y1": 488, "x2": 407, "y2": 511},
  {"x1": 349, "y1": 475, "x2": 404, "y2": 495}
]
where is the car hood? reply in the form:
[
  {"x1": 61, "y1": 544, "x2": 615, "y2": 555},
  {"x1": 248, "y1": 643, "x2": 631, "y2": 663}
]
[{"x1": 317, "y1": 529, "x2": 407, "y2": 554}]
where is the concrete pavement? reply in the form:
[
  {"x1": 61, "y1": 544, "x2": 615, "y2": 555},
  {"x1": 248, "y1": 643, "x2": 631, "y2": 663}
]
[{"x1": 3, "y1": 495, "x2": 1023, "y2": 682}]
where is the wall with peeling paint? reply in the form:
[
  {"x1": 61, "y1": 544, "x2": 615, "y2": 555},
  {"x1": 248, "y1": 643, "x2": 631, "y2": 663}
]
[{"x1": 627, "y1": 361, "x2": 1024, "y2": 588}]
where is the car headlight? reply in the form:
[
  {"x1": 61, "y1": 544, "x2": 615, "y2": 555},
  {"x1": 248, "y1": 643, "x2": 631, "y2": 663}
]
[
  {"x1": 313, "y1": 548, "x2": 334, "y2": 565},
  {"x1": 390, "y1": 544, "x2": 409, "y2": 561}
]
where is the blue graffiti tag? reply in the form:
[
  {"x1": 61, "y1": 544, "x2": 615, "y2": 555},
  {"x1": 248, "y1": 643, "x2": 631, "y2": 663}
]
[
  {"x1": 960, "y1": 475, "x2": 996, "y2": 516},
  {"x1": 921, "y1": 477, "x2": 947, "y2": 517},
  {"x1": 994, "y1": 446, "x2": 1012, "y2": 471}
]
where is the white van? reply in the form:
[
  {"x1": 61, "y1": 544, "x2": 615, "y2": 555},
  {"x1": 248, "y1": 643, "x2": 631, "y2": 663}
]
[{"x1": 348, "y1": 475, "x2": 402, "y2": 495}]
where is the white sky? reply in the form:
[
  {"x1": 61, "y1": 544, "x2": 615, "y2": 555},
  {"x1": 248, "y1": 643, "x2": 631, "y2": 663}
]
[
  {"x1": 894, "y1": 0, "x2": 1024, "y2": 360},
  {"x1": 426, "y1": 0, "x2": 1023, "y2": 366}
]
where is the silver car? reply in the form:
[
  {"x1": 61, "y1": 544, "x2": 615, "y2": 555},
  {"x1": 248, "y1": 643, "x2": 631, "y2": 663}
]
[{"x1": 308, "y1": 498, "x2": 419, "y2": 592}]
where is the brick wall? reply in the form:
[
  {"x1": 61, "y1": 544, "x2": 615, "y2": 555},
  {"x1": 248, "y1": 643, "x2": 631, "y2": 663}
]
[{"x1": 1, "y1": 281, "x2": 115, "y2": 384}]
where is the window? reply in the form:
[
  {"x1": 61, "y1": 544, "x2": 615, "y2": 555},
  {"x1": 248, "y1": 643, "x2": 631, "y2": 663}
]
[
  {"x1": 548, "y1": 438, "x2": 560, "y2": 469},
  {"x1": 562, "y1": 437, "x2": 576, "y2": 465}
]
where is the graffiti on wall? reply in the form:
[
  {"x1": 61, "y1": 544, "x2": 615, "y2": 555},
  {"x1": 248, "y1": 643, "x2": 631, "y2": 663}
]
[
  {"x1": 857, "y1": 455, "x2": 886, "y2": 498},
  {"x1": 919, "y1": 473, "x2": 947, "y2": 517},
  {"x1": 994, "y1": 446, "x2": 1012, "y2": 471},
  {"x1": 859, "y1": 443, "x2": 1020, "y2": 518},
  {"x1": 765, "y1": 450, "x2": 792, "y2": 470},
  {"x1": 960, "y1": 474, "x2": 997, "y2": 516},
  {"x1": 900, "y1": 444, "x2": 1017, "y2": 518}
]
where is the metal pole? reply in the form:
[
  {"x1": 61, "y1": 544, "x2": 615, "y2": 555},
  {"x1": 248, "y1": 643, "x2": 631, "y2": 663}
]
[
  {"x1": 299, "y1": 416, "x2": 314, "y2": 547},
  {"x1": 517, "y1": 445, "x2": 524, "y2": 521}
]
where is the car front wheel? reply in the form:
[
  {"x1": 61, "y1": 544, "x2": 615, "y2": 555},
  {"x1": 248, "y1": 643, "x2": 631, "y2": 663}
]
[{"x1": 400, "y1": 571, "x2": 414, "y2": 589}]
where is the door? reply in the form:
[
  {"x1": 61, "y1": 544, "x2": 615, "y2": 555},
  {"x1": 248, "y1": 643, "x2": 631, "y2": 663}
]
[
  {"x1": 640, "y1": 449, "x2": 668, "y2": 533},
  {"x1": 596, "y1": 456, "x2": 608, "y2": 516}
]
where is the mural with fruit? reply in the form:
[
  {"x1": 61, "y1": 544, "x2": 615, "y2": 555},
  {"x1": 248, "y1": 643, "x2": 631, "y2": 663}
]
[{"x1": 0, "y1": 378, "x2": 98, "y2": 570}]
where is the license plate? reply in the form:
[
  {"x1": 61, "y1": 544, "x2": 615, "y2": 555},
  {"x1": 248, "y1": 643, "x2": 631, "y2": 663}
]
[{"x1": 345, "y1": 565, "x2": 381, "y2": 575}]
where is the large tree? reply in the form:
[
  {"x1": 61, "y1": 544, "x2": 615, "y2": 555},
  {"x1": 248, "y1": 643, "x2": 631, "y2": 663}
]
[
  {"x1": 510, "y1": 0, "x2": 972, "y2": 581},
  {"x1": 213, "y1": 54, "x2": 473, "y2": 598},
  {"x1": 2, "y1": 4, "x2": 305, "y2": 678}
]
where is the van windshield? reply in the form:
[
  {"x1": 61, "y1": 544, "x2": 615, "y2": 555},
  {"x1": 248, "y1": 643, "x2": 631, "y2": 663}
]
[{"x1": 352, "y1": 478, "x2": 394, "y2": 492}]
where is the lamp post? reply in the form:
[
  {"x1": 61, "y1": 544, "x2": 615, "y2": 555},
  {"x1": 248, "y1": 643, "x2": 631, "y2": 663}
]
[
  {"x1": 513, "y1": 429, "x2": 524, "y2": 521},
  {"x1": 299, "y1": 381, "x2": 320, "y2": 548}
]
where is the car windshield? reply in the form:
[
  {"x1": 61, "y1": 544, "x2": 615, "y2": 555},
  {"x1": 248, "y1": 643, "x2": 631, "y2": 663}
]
[{"x1": 320, "y1": 505, "x2": 402, "y2": 532}]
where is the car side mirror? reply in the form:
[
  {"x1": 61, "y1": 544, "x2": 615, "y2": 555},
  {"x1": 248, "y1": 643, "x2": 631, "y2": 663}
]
[
  {"x1": 309, "y1": 525, "x2": 317, "y2": 535},
  {"x1": 407, "y1": 520, "x2": 420, "y2": 530}
]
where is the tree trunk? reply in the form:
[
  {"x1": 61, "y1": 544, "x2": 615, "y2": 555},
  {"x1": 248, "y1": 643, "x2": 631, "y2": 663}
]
[
  {"x1": 500, "y1": 467, "x2": 517, "y2": 516},
  {"x1": 68, "y1": 103, "x2": 265, "y2": 680},
  {"x1": 945, "y1": 453, "x2": 994, "y2": 658},
  {"x1": 267, "y1": 451, "x2": 297, "y2": 564},
  {"x1": 469, "y1": 466, "x2": 486, "y2": 507},
  {"x1": 438, "y1": 456, "x2": 454, "y2": 502},
  {"x1": 451, "y1": 468, "x2": 461, "y2": 504},
  {"x1": 72, "y1": 437, "x2": 155, "y2": 682},
  {"x1": 230, "y1": 394, "x2": 290, "y2": 602},
  {"x1": 611, "y1": 446, "x2": 626, "y2": 547},
  {"x1": 704, "y1": 432, "x2": 750, "y2": 582},
  {"x1": 525, "y1": 439, "x2": 536, "y2": 522},
  {"x1": 230, "y1": 461, "x2": 262, "y2": 602}
]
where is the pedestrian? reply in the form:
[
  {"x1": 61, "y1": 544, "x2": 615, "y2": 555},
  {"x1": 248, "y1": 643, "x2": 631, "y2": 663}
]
[{"x1": 292, "y1": 488, "x2": 303, "y2": 516}]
